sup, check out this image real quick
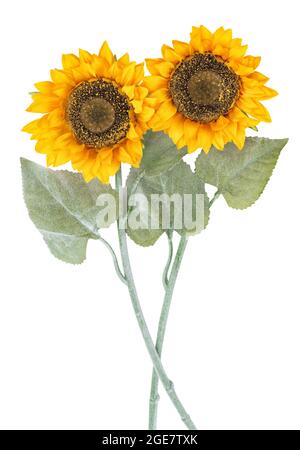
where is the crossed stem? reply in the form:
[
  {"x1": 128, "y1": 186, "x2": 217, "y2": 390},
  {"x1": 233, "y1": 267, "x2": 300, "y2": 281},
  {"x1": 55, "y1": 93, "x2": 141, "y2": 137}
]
[
  {"x1": 148, "y1": 233, "x2": 188, "y2": 429},
  {"x1": 115, "y1": 168, "x2": 196, "y2": 430},
  {"x1": 148, "y1": 189, "x2": 220, "y2": 428},
  {"x1": 100, "y1": 171, "x2": 220, "y2": 429}
]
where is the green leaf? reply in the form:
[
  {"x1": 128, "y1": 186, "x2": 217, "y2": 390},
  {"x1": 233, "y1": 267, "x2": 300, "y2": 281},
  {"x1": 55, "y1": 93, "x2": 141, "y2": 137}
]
[
  {"x1": 195, "y1": 137, "x2": 288, "y2": 209},
  {"x1": 21, "y1": 158, "x2": 117, "y2": 263},
  {"x1": 140, "y1": 130, "x2": 187, "y2": 177},
  {"x1": 126, "y1": 161, "x2": 210, "y2": 247},
  {"x1": 42, "y1": 234, "x2": 89, "y2": 265}
]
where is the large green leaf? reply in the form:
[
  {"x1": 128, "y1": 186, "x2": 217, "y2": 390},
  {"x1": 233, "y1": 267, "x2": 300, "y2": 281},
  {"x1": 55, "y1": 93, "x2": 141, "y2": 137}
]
[
  {"x1": 140, "y1": 130, "x2": 187, "y2": 177},
  {"x1": 126, "y1": 161, "x2": 210, "y2": 247},
  {"x1": 21, "y1": 158, "x2": 117, "y2": 264},
  {"x1": 195, "y1": 138, "x2": 288, "y2": 209}
]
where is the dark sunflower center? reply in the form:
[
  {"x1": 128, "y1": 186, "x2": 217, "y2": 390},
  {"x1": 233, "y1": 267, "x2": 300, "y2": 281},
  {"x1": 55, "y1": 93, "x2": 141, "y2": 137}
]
[
  {"x1": 66, "y1": 79, "x2": 131, "y2": 149},
  {"x1": 80, "y1": 98, "x2": 115, "y2": 133},
  {"x1": 169, "y1": 53, "x2": 240, "y2": 123}
]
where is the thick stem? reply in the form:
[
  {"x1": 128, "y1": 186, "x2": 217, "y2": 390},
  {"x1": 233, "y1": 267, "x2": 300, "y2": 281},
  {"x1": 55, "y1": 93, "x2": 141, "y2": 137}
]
[
  {"x1": 115, "y1": 168, "x2": 196, "y2": 430},
  {"x1": 148, "y1": 234, "x2": 188, "y2": 430}
]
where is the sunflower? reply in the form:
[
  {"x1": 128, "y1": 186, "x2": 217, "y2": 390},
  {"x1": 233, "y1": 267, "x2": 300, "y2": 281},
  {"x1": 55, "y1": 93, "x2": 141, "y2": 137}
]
[
  {"x1": 144, "y1": 26, "x2": 278, "y2": 153},
  {"x1": 23, "y1": 42, "x2": 156, "y2": 183}
]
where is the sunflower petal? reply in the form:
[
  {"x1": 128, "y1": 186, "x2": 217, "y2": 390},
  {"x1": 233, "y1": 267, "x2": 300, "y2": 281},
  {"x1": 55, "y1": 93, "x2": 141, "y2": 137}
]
[
  {"x1": 62, "y1": 53, "x2": 80, "y2": 69},
  {"x1": 99, "y1": 41, "x2": 114, "y2": 65},
  {"x1": 143, "y1": 76, "x2": 168, "y2": 91},
  {"x1": 172, "y1": 40, "x2": 191, "y2": 57},
  {"x1": 156, "y1": 100, "x2": 177, "y2": 121}
]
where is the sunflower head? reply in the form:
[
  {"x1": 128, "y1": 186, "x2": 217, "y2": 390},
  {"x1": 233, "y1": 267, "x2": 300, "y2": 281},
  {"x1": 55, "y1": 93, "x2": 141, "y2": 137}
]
[
  {"x1": 23, "y1": 42, "x2": 157, "y2": 183},
  {"x1": 144, "y1": 26, "x2": 278, "y2": 153}
]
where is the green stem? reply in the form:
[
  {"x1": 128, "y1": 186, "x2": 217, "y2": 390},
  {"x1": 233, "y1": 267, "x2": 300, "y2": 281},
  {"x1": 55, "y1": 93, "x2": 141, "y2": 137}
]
[
  {"x1": 162, "y1": 230, "x2": 174, "y2": 290},
  {"x1": 98, "y1": 233, "x2": 126, "y2": 284},
  {"x1": 148, "y1": 191, "x2": 221, "y2": 428},
  {"x1": 115, "y1": 168, "x2": 196, "y2": 430},
  {"x1": 148, "y1": 234, "x2": 188, "y2": 430},
  {"x1": 209, "y1": 189, "x2": 221, "y2": 207}
]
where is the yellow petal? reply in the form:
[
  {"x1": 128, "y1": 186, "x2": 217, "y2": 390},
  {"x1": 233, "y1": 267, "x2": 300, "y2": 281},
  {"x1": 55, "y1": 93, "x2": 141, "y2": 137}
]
[
  {"x1": 161, "y1": 45, "x2": 182, "y2": 64},
  {"x1": 197, "y1": 125, "x2": 213, "y2": 153},
  {"x1": 46, "y1": 153, "x2": 56, "y2": 166},
  {"x1": 213, "y1": 45, "x2": 229, "y2": 59},
  {"x1": 236, "y1": 96, "x2": 259, "y2": 112},
  {"x1": 79, "y1": 48, "x2": 93, "y2": 63},
  {"x1": 99, "y1": 41, "x2": 114, "y2": 65},
  {"x1": 133, "y1": 63, "x2": 144, "y2": 83},
  {"x1": 259, "y1": 86, "x2": 278, "y2": 100},
  {"x1": 232, "y1": 56, "x2": 261, "y2": 75},
  {"x1": 125, "y1": 139, "x2": 143, "y2": 159},
  {"x1": 251, "y1": 102, "x2": 272, "y2": 122},
  {"x1": 131, "y1": 99, "x2": 143, "y2": 114},
  {"x1": 248, "y1": 71, "x2": 269, "y2": 83},
  {"x1": 34, "y1": 81, "x2": 54, "y2": 93},
  {"x1": 22, "y1": 119, "x2": 41, "y2": 133},
  {"x1": 117, "y1": 146, "x2": 134, "y2": 165},
  {"x1": 134, "y1": 86, "x2": 149, "y2": 100},
  {"x1": 35, "y1": 140, "x2": 50, "y2": 153},
  {"x1": 150, "y1": 87, "x2": 170, "y2": 101},
  {"x1": 127, "y1": 124, "x2": 140, "y2": 140},
  {"x1": 146, "y1": 58, "x2": 164, "y2": 75},
  {"x1": 176, "y1": 135, "x2": 187, "y2": 149},
  {"x1": 92, "y1": 55, "x2": 110, "y2": 78},
  {"x1": 52, "y1": 148, "x2": 71, "y2": 166},
  {"x1": 212, "y1": 131, "x2": 225, "y2": 150},
  {"x1": 217, "y1": 28, "x2": 232, "y2": 47},
  {"x1": 230, "y1": 38, "x2": 243, "y2": 48},
  {"x1": 184, "y1": 118, "x2": 198, "y2": 140},
  {"x1": 197, "y1": 25, "x2": 212, "y2": 41},
  {"x1": 143, "y1": 76, "x2": 168, "y2": 91},
  {"x1": 122, "y1": 85, "x2": 136, "y2": 99},
  {"x1": 71, "y1": 150, "x2": 89, "y2": 167},
  {"x1": 232, "y1": 127, "x2": 246, "y2": 149},
  {"x1": 120, "y1": 62, "x2": 136, "y2": 85},
  {"x1": 211, "y1": 27, "x2": 225, "y2": 45},
  {"x1": 222, "y1": 121, "x2": 238, "y2": 140},
  {"x1": 242, "y1": 55, "x2": 261, "y2": 69},
  {"x1": 155, "y1": 62, "x2": 174, "y2": 78},
  {"x1": 210, "y1": 116, "x2": 230, "y2": 131},
  {"x1": 48, "y1": 108, "x2": 64, "y2": 127},
  {"x1": 156, "y1": 100, "x2": 177, "y2": 121},
  {"x1": 118, "y1": 53, "x2": 130, "y2": 65},
  {"x1": 27, "y1": 97, "x2": 59, "y2": 113},
  {"x1": 172, "y1": 40, "x2": 191, "y2": 57},
  {"x1": 230, "y1": 45, "x2": 248, "y2": 60},
  {"x1": 62, "y1": 53, "x2": 80, "y2": 69},
  {"x1": 190, "y1": 25, "x2": 212, "y2": 52},
  {"x1": 138, "y1": 105, "x2": 155, "y2": 122},
  {"x1": 50, "y1": 69, "x2": 74, "y2": 85},
  {"x1": 55, "y1": 132, "x2": 73, "y2": 145},
  {"x1": 167, "y1": 113, "x2": 185, "y2": 145},
  {"x1": 143, "y1": 97, "x2": 160, "y2": 108}
]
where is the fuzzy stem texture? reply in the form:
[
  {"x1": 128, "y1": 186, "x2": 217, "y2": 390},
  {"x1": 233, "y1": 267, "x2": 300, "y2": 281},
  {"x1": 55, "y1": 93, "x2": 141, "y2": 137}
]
[
  {"x1": 115, "y1": 168, "x2": 196, "y2": 430},
  {"x1": 148, "y1": 234, "x2": 188, "y2": 430}
]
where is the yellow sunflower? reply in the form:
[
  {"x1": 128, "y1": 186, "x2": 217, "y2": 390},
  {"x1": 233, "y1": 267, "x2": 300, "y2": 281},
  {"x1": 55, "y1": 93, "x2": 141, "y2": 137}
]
[
  {"x1": 144, "y1": 26, "x2": 278, "y2": 153},
  {"x1": 23, "y1": 42, "x2": 156, "y2": 183}
]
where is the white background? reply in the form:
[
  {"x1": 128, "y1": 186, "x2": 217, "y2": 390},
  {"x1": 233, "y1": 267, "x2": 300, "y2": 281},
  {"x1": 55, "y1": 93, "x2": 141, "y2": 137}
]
[{"x1": 0, "y1": 0, "x2": 299, "y2": 430}]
